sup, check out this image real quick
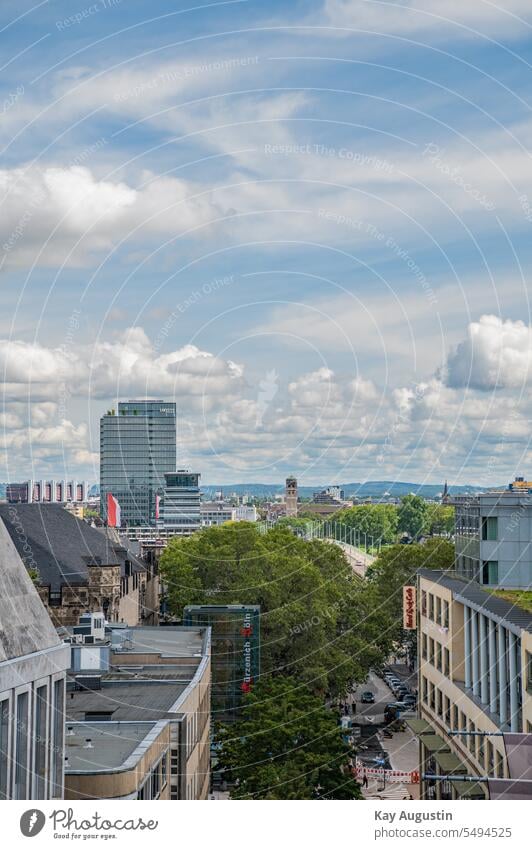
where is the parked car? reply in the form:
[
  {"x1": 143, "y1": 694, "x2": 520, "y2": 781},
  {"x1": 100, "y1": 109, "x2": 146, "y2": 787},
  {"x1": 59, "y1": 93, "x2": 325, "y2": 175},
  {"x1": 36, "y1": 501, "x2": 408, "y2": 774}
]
[{"x1": 360, "y1": 691, "x2": 376, "y2": 704}]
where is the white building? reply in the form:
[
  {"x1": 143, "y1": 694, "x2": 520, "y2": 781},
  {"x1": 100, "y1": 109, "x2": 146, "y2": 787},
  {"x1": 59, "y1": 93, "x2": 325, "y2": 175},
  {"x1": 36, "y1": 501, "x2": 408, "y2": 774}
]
[{"x1": 0, "y1": 519, "x2": 70, "y2": 799}]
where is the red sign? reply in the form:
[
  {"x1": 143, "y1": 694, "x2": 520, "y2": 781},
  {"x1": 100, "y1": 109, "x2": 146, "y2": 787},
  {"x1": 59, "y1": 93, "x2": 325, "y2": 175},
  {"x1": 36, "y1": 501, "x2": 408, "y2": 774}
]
[{"x1": 403, "y1": 585, "x2": 416, "y2": 630}]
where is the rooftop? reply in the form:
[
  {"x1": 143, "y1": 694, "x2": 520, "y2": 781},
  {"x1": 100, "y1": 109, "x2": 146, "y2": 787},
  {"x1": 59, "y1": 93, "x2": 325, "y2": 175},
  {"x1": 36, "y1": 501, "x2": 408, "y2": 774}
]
[
  {"x1": 418, "y1": 569, "x2": 532, "y2": 634},
  {"x1": 65, "y1": 721, "x2": 164, "y2": 772},
  {"x1": 0, "y1": 518, "x2": 62, "y2": 662},
  {"x1": 118, "y1": 625, "x2": 206, "y2": 657},
  {"x1": 0, "y1": 504, "x2": 145, "y2": 590},
  {"x1": 65, "y1": 679, "x2": 189, "y2": 722}
]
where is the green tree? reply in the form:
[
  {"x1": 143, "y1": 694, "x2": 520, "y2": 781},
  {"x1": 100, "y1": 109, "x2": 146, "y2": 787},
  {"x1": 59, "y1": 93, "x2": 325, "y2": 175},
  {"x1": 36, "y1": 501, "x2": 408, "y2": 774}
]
[
  {"x1": 332, "y1": 503, "x2": 398, "y2": 545},
  {"x1": 217, "y1": 677, "x2": 361, "y2": 799},
  {"x1": 159, "y1": 522, "x2": 385, "y2": 698},
  {"x1": 397, "y1": 494, "x2": 428, "y2": 540},
  {"x1": 425, "y1": 503, "x2": 454, "y2": 537}
]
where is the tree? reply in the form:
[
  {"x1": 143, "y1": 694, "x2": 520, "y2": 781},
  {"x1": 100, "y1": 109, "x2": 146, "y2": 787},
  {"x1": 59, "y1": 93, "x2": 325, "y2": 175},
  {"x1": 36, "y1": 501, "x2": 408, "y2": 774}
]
[
  {"x1": 217, "y1": 677, "x2": 362, "y2": 799},
  {"x1": 425, "y1": 503, "x2": 454, "y2": 537},
  {"x1": 159, "y1": 522, "x2": 386, "y2": 698},
  {"x1": 333, "y1": 503, "x2": 398, "y2": 545},
  {"x1": 397, "y1": 494, "x2": 428, "y2": 540}
]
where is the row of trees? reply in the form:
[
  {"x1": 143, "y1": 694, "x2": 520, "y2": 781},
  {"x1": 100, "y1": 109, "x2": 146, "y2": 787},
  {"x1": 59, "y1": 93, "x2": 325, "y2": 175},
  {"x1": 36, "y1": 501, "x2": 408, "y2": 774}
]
[
  {"x1": 159, "y1": 523, "x2": 454, "y2": 798},
  {"x1": 333, "y1": 495, "x2": 454, "y2": 545}
]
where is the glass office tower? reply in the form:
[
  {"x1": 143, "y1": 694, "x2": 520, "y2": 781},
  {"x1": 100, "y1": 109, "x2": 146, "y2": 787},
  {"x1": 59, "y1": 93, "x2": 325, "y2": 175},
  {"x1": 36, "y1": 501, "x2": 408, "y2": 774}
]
[
  {"x1": 159, "y1": 471, "x2": 201, "y2": 534},
  {"x1": 100, "y1": 400, "x2": 177, "y2": 527}
]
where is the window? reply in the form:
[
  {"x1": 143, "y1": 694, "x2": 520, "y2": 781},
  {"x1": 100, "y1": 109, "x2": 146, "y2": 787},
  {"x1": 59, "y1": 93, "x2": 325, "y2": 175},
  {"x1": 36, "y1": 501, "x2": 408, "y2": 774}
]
[
  {"x1": 429, "y1": 638, "x2": 435, "y2": 666},
  {"x1": 421, "y1": 591, "x2": 427, "y2": 616},
  {"x1": 487, "y1": 741, "x2": 494, "y2": 776},
  {"x1": 443, "y1": 600, "x2": 449, "y2": 629},
  {"x1": 437, "y1": 689, "x2": 443, "y2": 717},
  {"x1": 444, "y1": 648, "x2": 450, "y2": 677},
  {"x1": 0, "y1": 699, "x2": 9, "y2": 800},
  {"x1": 452, "y1": 705, "x2": 458, "y2": 731},
  {"x1": 436, "y1": 643, "x2": 442, "y2": 672},
  {"x1": 15, "y1": 691, "x2": 29, "y2": 799},
  {"x1": 422, "y1": 634, "x2": 427, "y2": 660},
  {"x1": 422, "y1": 676, "x2": 428, "y2": 704},
  {"x1": 496, "y1": 751, "x2": 504, "y2": 778},
  {"x1": 436, "y1": 597, "x2": 442, "y2": 625},
  {"x1": 482, "y1": 516, "x2": 498, "y2": 541},
  {"x1": 482, "y1": 561, "x2": 498, "y2": 585},
  {"x1": 34, "y1": 686, "x2": 48, "y2": 799},
  {"x1": 52, "y1": 680, "x2": 64, "y2": 798},
  {"x1": 468, "y1": 721, "x2": 476, "y2": 754},
  {"x1": 428, "y1": 594, "x2": 434, "y2": 621}
]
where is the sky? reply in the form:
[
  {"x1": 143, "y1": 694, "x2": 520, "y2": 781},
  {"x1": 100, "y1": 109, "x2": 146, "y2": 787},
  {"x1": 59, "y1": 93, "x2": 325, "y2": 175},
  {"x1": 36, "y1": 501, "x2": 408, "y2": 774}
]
[{"x1": 2, "y1": 0, "x2": 532, "y2": 486}]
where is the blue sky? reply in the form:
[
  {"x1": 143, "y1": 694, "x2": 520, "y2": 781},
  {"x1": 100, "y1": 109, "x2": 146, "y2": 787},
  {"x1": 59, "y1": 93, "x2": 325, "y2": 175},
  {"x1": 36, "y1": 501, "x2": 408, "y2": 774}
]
[{"x1": 2, "y1": 0, "x2": 532, "y2": 486}]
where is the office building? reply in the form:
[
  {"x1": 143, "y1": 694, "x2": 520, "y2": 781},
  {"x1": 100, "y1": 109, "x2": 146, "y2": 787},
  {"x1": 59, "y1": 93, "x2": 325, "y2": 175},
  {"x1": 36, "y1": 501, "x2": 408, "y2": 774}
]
[
  {"x1": 100, "y1": 400, "x2": 177, "y2": 527},
  {"x1": 0, "y1": 504, "x2": 159, "y2": 627},
  {"x1": 413, "y1": 569, "x2": 532, "y2": 800},
  {"x1": 452, "y1": 477, "x2": 532, "y2": 588},
  {"x1": 0, "y1": 518, "x2": 70, "y2": 799},
  {"x1": 6, "y1": 479, "x2": 89, "y2": 504},
  {"x1": 285, "y1": 476, "x2": 298, "y2": 517},
  {"x1": 183, "y1": 605, "x2": 260, "y2": 722},
  {"x1": 158, "y1": 471, "x2": 201, "y2": 535},
  {"x1": 63, "y1": 618, "x2": 211, "y2": 800},
  {"x1": 312, "y1": 486, "x2": 345, "y2": 504}
]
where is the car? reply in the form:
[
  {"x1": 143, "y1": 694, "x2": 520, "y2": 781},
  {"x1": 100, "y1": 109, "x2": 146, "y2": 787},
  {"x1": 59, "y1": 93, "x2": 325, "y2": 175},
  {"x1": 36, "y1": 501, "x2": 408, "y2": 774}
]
[
  {"x1": 360, "y1": 691, "x2": 375, "y2": 704},
  {"x1": 402, "y1": 697, "x2": 417, "y2": 707}
]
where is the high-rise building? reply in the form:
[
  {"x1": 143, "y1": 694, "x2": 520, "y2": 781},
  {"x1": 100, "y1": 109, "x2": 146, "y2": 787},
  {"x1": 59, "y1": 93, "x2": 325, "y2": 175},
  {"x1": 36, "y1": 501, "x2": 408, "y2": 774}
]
[
  {"x1": 158, "y1": 471, "x2": 201, "y2": 535},
  {"x1": 100, "y1": 400, "x2": 177, "y2": 527},
  {"x1": 285, "y1": 476, "x2": 298, "y2": 517}
]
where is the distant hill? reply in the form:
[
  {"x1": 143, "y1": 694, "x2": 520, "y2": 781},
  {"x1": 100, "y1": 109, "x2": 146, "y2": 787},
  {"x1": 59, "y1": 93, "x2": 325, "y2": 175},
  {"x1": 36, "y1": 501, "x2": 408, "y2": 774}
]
[{"x1": 202, "y1": 480, "x2": 491, "y2": 500}]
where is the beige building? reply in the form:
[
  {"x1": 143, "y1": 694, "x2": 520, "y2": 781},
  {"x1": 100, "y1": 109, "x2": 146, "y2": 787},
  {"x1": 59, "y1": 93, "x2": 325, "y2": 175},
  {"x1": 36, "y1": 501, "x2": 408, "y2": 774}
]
[
  {"x1": 64, "y1": 624, "x2": 211, "y2": 800},
  {"x1": 413, "y1": 569, "x2": 532, "y2": 799}
]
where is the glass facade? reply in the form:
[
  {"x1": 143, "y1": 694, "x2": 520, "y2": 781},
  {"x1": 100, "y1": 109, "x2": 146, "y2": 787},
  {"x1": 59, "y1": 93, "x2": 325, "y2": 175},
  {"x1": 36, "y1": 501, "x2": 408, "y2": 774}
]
[
  {"x1": 183, "y1": 605, "x2": 260, "y2": 722},
  {"x1": 100, "y1": 400, "x2": 177, "y2": 526},
  {"x1": 159, "y1": 472, "x2": 201, "y2": 533}
]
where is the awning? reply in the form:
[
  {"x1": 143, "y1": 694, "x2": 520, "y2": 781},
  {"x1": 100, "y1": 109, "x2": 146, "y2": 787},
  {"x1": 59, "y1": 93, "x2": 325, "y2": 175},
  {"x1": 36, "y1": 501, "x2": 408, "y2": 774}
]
[
  {"x1": 433, "y1": 751, "x2": 467, "y2": 774},
  {"x1": 420, "y1": 734, "x2": 451, "y2": 754},
  {"x1": 452, "y1": 780, "x2": 486, "y2": 799},
  {"x1": 405, "y1": 718, "x2": 433, "y2": 736}
]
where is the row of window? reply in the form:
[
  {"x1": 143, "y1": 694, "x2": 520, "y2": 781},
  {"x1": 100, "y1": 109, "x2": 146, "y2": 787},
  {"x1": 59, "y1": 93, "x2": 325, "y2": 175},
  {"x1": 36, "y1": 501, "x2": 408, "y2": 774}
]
[
  {"x1": 420, "y1": 676, "x2": 505, "y2": 777},
  {"x1": 136, "y1": 751, "x2": 168, "y2": 800},
  {"x1": 421, "y1": 634, "x2": 450, "y2": 676},
  {"x1": 421, "y1": 591, "x2": 450, "y2": 628},
  {"x1": 0, "y1": 678, "x2": 64, "y2": 800}
]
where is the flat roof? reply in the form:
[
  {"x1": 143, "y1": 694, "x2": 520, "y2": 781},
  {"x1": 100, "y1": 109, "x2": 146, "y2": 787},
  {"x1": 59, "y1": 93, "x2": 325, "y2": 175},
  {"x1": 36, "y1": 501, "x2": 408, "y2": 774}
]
[
  {"x1": 65, "y1": 680, "x2": 189, "y2": 722},
  {"x1": 65, "y1": 721, "x2": 163, "y2": 772},
  {"x1": 418, "y1": 570, "x2": 532, "y2": 634},
  {"x1": 118, "y1": 626, "x2": 206, "y2": 657}
]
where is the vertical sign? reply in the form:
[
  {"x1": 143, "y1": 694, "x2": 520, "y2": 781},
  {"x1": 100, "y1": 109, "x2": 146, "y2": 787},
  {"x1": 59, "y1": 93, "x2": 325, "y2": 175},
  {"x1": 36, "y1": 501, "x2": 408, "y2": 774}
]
[{"x1": 403, "y1": 585, "x2": 416, "y2": 630}]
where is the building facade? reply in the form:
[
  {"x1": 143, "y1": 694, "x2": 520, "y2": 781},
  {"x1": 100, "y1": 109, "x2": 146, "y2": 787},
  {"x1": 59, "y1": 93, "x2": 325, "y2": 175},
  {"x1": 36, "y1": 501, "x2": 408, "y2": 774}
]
[
  {"x1": 100, "y1": 400, "x2": 177, "y2": 527},
  {"x1": 415, "y1": 569, "x2": 532, "y2": 800},
  {"x1": 63, "y1": 620, "x2": 211, "y2": 800},
  {"x1": 453, "y1": 479, "x2": 532, "y2": 588},
  {"x1": 0, "y1": 519, "x2": 70, "y2": 800},
  {"x1": 285, "y1": 476, "x2": 298, "y2": 517},
  {"x1": 6, "y1": 479, "x2": 89, "y2": 504},
  {"x1": 158, "y1": 471, "x2": 201, "y2": 534}
]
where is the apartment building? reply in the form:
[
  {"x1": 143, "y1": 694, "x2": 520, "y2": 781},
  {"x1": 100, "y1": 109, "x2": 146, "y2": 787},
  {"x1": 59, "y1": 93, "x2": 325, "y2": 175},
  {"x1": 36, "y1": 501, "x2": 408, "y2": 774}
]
[{"x1": 414, "y1": 568, "x2": 532, "y2": 800}]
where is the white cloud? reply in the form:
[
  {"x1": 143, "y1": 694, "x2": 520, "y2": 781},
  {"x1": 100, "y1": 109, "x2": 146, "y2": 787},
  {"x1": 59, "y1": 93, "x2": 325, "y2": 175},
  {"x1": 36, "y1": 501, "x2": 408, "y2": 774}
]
[
  {"x1": 445, "y1": 314, "x2": 532, "y2": 389},
  {"x1": 322, "y1": 0, "x2": 532, "y2": 39}
]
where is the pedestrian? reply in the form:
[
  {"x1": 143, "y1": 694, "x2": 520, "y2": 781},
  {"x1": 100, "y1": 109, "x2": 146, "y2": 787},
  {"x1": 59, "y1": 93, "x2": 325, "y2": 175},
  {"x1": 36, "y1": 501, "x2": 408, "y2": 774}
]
[{"x1": 362, "y1": 771, "x2": 368, "y2": 788}]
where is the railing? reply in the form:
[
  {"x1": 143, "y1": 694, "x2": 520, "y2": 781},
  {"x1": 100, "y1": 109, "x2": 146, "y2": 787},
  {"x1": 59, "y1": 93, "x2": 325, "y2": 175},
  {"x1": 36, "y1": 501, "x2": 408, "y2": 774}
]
[{"x1": 257, "y1": 518, "x2": 382, "y2": 553}]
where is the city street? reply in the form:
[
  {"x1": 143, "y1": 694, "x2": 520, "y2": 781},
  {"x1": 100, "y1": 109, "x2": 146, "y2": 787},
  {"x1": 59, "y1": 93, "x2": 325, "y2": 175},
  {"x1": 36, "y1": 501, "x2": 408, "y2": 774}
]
[{"x1": 351, "y1": 668, "x2": 419, "y2": 799}]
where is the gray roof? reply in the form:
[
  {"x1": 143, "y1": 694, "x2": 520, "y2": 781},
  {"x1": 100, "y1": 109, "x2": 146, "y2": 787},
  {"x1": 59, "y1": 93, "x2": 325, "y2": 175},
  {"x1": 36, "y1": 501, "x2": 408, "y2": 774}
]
[
  {"x1": 418, "y1": 569, "x2": 532, "y2": 634},
  {"x1": 0, "y1": 504, "x2": 145, "y2": 591},
  {"x1": 65, "y1": 721, "x2": 163, "y2": 772},
  {"x1": 119, "y1": 625, "x2": 206, "y2": 657},
  {"x1": 65, "y1": 680, "x2": 188, "y2": 722},
  {"x1": 0, "y1": 518, "x2": 61, "y2": 662}
]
